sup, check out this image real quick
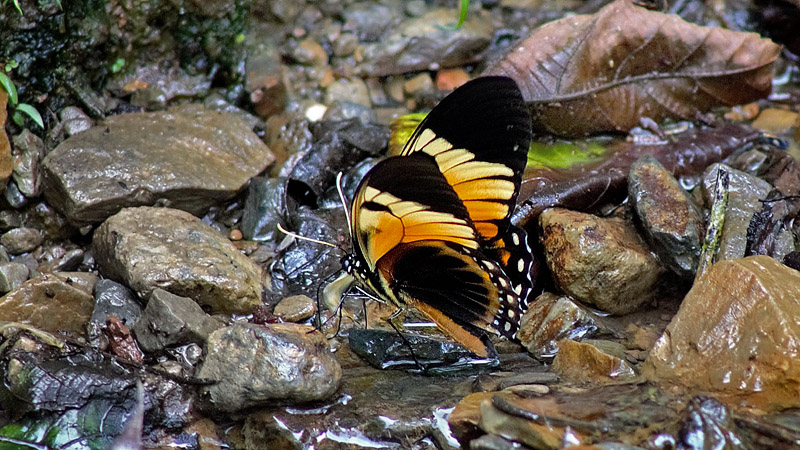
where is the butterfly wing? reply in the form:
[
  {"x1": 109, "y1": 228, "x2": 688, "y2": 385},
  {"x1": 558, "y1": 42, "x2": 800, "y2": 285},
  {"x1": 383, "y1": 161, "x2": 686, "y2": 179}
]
[
  {"x1": 350, "y1": 152, "x2": 523, "y2": 356},
  {"x1": 400, "y1": 76, "x2": 531, "y2": 244},
  {"x1": 377, "y1": 240, "x2": 523, "y2": 357}
]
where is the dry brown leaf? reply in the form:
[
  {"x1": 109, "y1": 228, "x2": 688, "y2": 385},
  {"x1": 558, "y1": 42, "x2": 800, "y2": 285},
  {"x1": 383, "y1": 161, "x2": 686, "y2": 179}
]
[{"x1": 485, "y1": 0, "x2": 781, "y2": 136}]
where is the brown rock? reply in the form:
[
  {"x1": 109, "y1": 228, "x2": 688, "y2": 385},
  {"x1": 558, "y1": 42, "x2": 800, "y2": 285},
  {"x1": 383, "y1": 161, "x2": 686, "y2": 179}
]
[
  {"x1": 274, "y1": 294, "x2": 317, "y2": 322},
  {"x1": 356, "y1": 9, "x2": 493, "y2": 76},
  {"x1": 42, "y1": 105, "x2": 274, "y2": 226},
  {"x1": 629, "y1": 155, "x2": 703, "y2": 278},
  {"x1": 539, "y1": 208, "x2": 664, "y2": 315},
  {"x1": 197, "y1": 322, "x2": 342, "y2": 412},
  {"x1": 93, "y1": 207, "x2": 263, "y2": 315},
  {"x1": 403, "y1": 73, "x2": 434, "y2": 97},
  {"x1": 517, "y1": 292, "x2": 597, "y2": 359},
  {"x1": 292, "y1": 38, "x2": 329, "y2": 66},
  {"x1": 0, "y1": 272, "x2": 98, "y2": 335},
  {"x1": 551, "y1": 339, "x2": 636, "y2": 385},
  {"x1": 644, "y1": 256, "x2": 800, "y2": 409}
]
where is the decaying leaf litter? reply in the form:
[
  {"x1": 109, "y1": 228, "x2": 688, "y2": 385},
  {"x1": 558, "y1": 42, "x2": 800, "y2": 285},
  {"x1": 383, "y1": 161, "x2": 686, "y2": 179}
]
[{"x1": 0, "y1": 0, "x2": 799, "y2": 447}]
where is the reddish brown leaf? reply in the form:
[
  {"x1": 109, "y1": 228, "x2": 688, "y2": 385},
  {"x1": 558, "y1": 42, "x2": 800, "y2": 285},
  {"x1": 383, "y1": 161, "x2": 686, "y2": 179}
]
[
  {"x1": 485, "y1": 0, "x2": 781, "y2": 137},
  {"x1": 105, "y1": 316, "x2": 144, "y2": 364},
  {"x1": 512, "y1": 122, "x2": 764, "y2": 228}
]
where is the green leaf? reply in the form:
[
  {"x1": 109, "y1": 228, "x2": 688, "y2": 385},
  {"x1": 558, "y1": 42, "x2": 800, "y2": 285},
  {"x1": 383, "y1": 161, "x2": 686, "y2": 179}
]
[
  {"x1": 14, "y1": 103, "x2": 44, "y2": 128},
  {"x1": 110, "y1": 58, "x2": 126, "y2": 74},
  {"x1": 527, "y1": 140, "x2": 607, "y2": 169},
  {"x1": 0, "y1": 72, "x2": 18, "y2": 106},
  {"x1": 455, "y1": 0, "x2": 469, "y2": 29},
  {"x1": 12, "y1": 0, "x2": 22, "y2": 15}
]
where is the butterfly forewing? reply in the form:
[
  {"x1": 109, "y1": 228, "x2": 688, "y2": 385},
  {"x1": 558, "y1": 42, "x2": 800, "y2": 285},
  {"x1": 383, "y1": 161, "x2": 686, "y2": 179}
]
[{"x1": 401, "y1": 76, "x2": 530, "y2": 244}]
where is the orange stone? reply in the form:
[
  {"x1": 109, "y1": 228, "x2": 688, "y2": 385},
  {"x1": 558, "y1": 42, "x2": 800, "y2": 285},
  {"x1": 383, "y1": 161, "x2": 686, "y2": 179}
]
[
  {"x1": 436, "y1": 68, "x2": 470, "y2": 91},
  {"x1": 644, "y1": 256, "x2": 800, "y2": 410}
]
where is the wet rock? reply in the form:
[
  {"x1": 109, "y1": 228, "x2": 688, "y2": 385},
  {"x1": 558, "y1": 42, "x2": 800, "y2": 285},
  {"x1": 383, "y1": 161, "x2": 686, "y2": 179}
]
[
  {"x1": 110, "y1": 64, "x2": 212, "y2": 109},
  {"x1": 470, "y1": 434, "x2": 524, "y2": 450},
  {"x1": 197, "y1": 322, "x2": 341, "y2": 412},
  {"x1": 89, "y1": 279, "x2": 142, "y2": 344},
  {"x1": 240, "y1": 176, "x2": 289, "y2": 242},
  {"x1": 348, "y1": 329, "x2": 497, "y2": 373},
  {"x1": 322, "y1": 100, "x2": 376, "y2": 124},
  {"x1": 93, "y1": 207, "x2": 263, "y2": 315},
  {"x1": 0, "y1": 262, "x2": 29, "y2": 294},
  {"x1": 203, "y1": 94, "x2": 263, "y2": 132},
  {"x1": 0, "y1": 272, "x2": 97, "y2": 335},
  {"x1": 11, "y1": 130, "x2": 45, "y2": 197},
  {"x1": 42, "y1": 105, "x2": 274, "y2": 226},
  {"x1": 273, "y1": 294, "x2": 317, "y2": 322},
  {"x1": 1, "y1": 227, "x2": 43, "y2": 255},
  {"x1": 551, "y1": 339, "x2": 636, "y2": 385},
  {"x1": 629, "y1": 155, "x2": 703, "y2": 278},
  {"x1": 4, "y1": 181, "x2": 28, "y2": 209},
  {"x1": 539, "y1": 208, "x2": 664, "y2": 315},
  {"x1": 132, "y1": 289, "x2": 224, "y2": 353},
  {"x1": 291, "y1": 38, "x2": 329, "y2": 66},
  {"x1": 243, "y1": 366, "x2": 470, "y2": 450},
  {"x1": 356, "y1": 9, "x2": 493, "y2": 77},
  {"x1": 38, "y1": 248, "x2": 84, "y2": 273},
  {"x1": 701, "y1": 164, "x2": 777, "y2": 261},
  {"x1": 325, "y1": 77, "x2": 371, "y2": 108},
  {"x1": 451, "y1": 385, "x2": 681, "y2": 449},
  {"x1": 245, "y1": 33, "x2": 287, "y2": 120},
  {"x1": 60, "y1": 106, "x2": 94, "y2": 137},
  {"x1": 342, "y1": 2, "x2": 399, "y2": 41},
  {"x1": 517, "y1": 292, "x2": 597, "y2": 359},
  {"x1": 644, "y1": 256, "x2": 800, "y2": 408}
]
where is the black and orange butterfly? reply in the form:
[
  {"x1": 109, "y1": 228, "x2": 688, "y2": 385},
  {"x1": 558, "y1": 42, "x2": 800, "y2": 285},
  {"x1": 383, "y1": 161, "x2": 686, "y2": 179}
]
[{"x1": 342, "y1": 76, "x2": 535, "y2": 358}]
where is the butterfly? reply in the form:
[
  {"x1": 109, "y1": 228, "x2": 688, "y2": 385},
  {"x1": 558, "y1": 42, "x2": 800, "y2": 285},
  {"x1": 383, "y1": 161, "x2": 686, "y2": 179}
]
[{"x1": 342, "y1": 76, "x2": 535, "y2": 358}]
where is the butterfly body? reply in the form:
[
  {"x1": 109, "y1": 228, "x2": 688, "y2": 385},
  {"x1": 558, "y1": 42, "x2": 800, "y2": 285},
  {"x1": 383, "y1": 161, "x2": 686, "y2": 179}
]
[{"x1": 345, "y1": 76, "x2": 535, "y2": 357}]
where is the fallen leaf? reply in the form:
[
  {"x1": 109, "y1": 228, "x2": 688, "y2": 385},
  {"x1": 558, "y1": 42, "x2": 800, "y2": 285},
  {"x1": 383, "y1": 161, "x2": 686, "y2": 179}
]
[
  {"x1": 512, "y1": 122, "x2": 763, "y2": 228},
  {"x1": 485, "y1": 0, "x2": 781, "y2": 136}
]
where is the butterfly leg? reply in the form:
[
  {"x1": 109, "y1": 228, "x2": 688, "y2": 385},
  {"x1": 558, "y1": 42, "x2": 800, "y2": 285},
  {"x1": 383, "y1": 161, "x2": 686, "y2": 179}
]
[{"x1": 385, "y1": 307, "x2": 430, "y2": 374}]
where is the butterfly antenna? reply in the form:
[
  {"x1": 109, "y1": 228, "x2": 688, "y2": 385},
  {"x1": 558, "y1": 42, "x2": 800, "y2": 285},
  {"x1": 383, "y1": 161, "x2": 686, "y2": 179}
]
[
  {"x1": 336, "y1": 172, "x2": 353, "y2": 237},
  {"x1": 277, "y1": 223, "x2": 339, "y2": 249}
]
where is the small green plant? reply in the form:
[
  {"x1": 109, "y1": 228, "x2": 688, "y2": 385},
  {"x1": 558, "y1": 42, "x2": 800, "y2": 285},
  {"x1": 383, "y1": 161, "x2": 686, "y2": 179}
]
[
  {"x1": 3, "y1": 0, "x2": 62, "y2": 15},
  {"x1": 0, "y1": 67, "x2": 44, "y2": 129}
]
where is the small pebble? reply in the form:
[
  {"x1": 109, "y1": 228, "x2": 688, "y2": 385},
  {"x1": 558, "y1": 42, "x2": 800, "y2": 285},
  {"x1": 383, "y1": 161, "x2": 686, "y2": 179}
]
[
  {"x1": 403, "y1": 73, "x2": 435, "y2": 97},
  {"x1": 332, "y1": 32, "x2": 358, "y2": 57},
  {"x1": 436, "y1": 68, "x2": 470, "y2": 91},
  {"x1": 229, "y1": 229, "x2": 243, "y2": 241},
  {"x1": 274, "y1": 294, "x2": 317, "y2": 322},
  {"x1": 507, "y1": 384, "x2": 550, "y2": 397},
  {"x1": 292, "y1": 38, "x2": 329, "y2": 66},
  {"x1": 0, "y1": 262, "x2": 30, "y2": 294},
  {"x1": 1, "y1": 228, "x2": 43, "y2": 255}
]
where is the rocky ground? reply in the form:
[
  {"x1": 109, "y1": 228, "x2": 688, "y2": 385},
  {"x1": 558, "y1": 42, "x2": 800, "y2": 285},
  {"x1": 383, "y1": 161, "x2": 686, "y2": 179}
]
[{"x1": 0, "y1": 0, "x2": 800, "y2": 449}]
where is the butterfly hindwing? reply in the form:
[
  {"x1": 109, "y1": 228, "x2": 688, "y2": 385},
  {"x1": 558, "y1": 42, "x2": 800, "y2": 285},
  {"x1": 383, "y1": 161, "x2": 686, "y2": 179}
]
[
  {"x1": 376, "y1": 240, "x2": 521, "y2": 357},
  {"x1": 483, "y1": 225, "x2": 535, "y2": 328},
  {"x1": 401, "y1": 76, "x2": 530, "y2": 244}
]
